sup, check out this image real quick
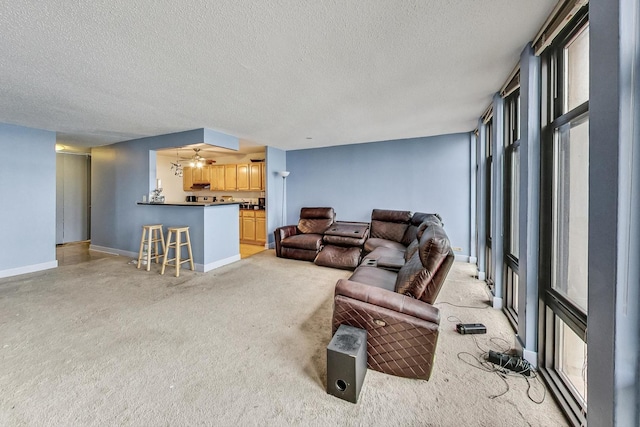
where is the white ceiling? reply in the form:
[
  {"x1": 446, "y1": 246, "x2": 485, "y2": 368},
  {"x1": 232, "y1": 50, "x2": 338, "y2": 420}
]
[{"x1": 0, "y1": 0, "x2": 557, "y2": 151}]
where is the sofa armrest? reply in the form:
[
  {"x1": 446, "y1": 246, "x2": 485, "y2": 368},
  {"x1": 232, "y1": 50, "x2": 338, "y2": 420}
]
[
  {"x1": 335, "y1": 278, "x2": 440, "y2": 325},
  {"x1": 274, "y1": 225, "x2": 298, "y2": 257}
]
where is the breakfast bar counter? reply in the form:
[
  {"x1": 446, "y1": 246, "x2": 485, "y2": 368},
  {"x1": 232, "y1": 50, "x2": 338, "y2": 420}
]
[{"x1": 133, "y1": 202, "x2": 240, "y2": 272}]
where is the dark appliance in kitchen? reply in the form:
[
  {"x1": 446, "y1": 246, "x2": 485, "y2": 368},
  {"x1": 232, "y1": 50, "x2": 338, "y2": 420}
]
[
  {"x1": 258, "y1": 197, "x2": 266, "y2": 208},
  {"x1": 186, "y1": 196, "x2": 197, "y2": 202}
]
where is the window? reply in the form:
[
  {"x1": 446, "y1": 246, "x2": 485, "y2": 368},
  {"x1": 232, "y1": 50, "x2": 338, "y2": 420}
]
[
  {"x1": 539, "y1": 9, "x2": 589, "y2": 425},
  {"x1": 551, "y1": 115, "x2": 589, "y2": 313},
  {"x1": 504, "y1": 89, "x2": 520, "y2": 324},
  {"x1": 484, "y1": 118, "x2": 494, "y2": 290}
]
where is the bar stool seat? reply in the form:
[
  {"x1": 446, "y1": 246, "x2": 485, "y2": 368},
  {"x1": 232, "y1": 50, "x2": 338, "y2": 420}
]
[
  {"x1": 137, "y1": 224, "x2": 165, "y2": 271},
  {"x1": 161, "y1": 226, "x2": 195, "y2": 277}
]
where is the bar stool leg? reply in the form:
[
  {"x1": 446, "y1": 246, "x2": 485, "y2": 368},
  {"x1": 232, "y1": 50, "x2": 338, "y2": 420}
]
[
  {"x1": 161, "y1": 229, "x2": 172, "y2": 275},
  {"x1": 175, "y1": 231, "x2": 182, "y2": 277},
  {"x1": 185, "y1": 229, "x2": 195, "y2": 271},
  {"x1": 159, "y1": 228, "x2": 166, "y2": 262},
  {"x1": 137, "y1": 227, "x2": 147, "y2": 269},
  {"x1": 145, "y1": 228, "x2": 154, "y2": 271}
]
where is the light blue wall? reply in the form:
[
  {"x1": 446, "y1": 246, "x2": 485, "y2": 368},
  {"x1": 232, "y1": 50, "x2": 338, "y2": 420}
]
[
  {"x1": 588, "y1": 0, "x2": 640, "y2": 425},
  {"x1": 0, "y1": 123, "x2": 57, "y2": 277},
  {"x1": 265, "y1": 146, "x2": 286, "y2": 247},
  {"x1": 285, "y1": 133, "x2": 472, "y2": 257},
  {"x1": 91, "y1": 129, "x2": 239, "y2": 254}
]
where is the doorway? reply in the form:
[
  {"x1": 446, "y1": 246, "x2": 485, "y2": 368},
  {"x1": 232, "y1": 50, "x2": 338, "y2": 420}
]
[{"x1": 56, "y1": 153, "x2": 91, "y2": 245}]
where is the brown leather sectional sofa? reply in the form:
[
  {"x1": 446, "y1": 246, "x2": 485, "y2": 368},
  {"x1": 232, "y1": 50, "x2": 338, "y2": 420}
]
[
  {"x1": 275, "y1": 208, "x2": 454, "y2": 380},
  {"x1": 333, "y1": 209, "x2": 454, "y2": 380}
]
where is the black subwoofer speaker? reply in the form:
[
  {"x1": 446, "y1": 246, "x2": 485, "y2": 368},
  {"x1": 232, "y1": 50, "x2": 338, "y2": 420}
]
[{"x1": 326, "y1": 324, "x2": 367, "y2": 403}]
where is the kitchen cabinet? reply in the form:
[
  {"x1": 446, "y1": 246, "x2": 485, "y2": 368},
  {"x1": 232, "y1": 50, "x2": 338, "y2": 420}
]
[
  {"x1": 185, "y1": 162, "x2": 264, "y2": 192},
  {"x1": 224, "y1": 165, "x2": 237, "y2": 190},
  {"x1": 240, "y1": 209, "x2": 266, "y2": 245},
  {"x1": 182, "y1": 166, "x2": 193, "y2": 191},
  {"x1": 255, "y1": 210, "x2": 266, "y2": 242},
  {"x1": 242, "y1": 215, "x2": 256, "y2": 241},
  {"x1": 211, "y1": 165, "x2": 225, "y2": 190},
  {"x1": 249, "y1": 163, "x2": 263, "y2": 191},
  {"x1": 237, "y1": 164, "x2": 250, "y2": 191},
  {"x1": 192, "y1": 165, "x2": 210, "y2": 184}
]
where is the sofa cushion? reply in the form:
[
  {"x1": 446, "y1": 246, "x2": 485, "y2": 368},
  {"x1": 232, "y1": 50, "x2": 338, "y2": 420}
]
[
  {"x1": 418, "y1": 224, "x2": 451, "y2": 269},
  {"x1": 404, "y1": 239, "x2": 420, "y2": 261},
  {"x1": 315, "y1": 245, "x2": 361, "y2": 270},
  {"x1": 281, "y1": 247, "x2": 318, "y2": 262},
  {"x1": 395, "y1": 225, "x2": 450, "y2": 301},
  {"x1": 297, "y1": 207, "x2": 335, "y2": 234},
  {"x1": 401, "y1": 225, "x2": 419, "y2": 247},
  {"x1": 362, "y1": 246, "x2": 405, "y2": 262},
  {"x1": 281, "y1": 234, "x2": 324, "y2": 251},
  {"x1": 364, "y1": 238, "x2": 406, "y2": 253},
  {"x1": 402, "y1": 216, "x2": 443, "y2": 246},
  {"x1": 394, "y1": 252, "x2": 431, "y2": 299},
  {"x1": 370, "y1": 209, "x2": 412, "y2": 243},
  {"x1": 370, "y1": 220, "x2": 409, "y2": 243},
  {"x1": 349, "y1": 266, "x2": 397, "y2": 292},
  {"x1": 371, "y1": 209, "x2": 413, "y2": 223},
  {"x1": 411, "y1": 212, "x2": 442, "y2": 227}
]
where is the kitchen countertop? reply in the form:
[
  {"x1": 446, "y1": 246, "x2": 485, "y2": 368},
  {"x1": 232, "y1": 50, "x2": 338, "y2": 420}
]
[{"x1": 137, "y1": 201, "x2": 242, "y2": 207}]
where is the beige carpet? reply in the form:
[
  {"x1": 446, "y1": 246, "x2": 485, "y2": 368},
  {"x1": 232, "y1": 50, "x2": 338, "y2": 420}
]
[{"x1": 0, "y1": 251, "x2": 567, "y2": 426}]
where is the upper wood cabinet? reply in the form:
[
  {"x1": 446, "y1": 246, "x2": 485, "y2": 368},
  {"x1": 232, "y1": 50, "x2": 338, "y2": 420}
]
[
  {"x1": 236, "y1": 164, "x2": 250, "y2": 191},
  {"x1": 192, "y1": 165, "x2": 210, "y2": 183},
  {"x1": 224, "y1": 164, "x2": 237, "y2": 190},
  {"x1": 210, "y1": 165, "x2": 225, "y2": 190},
  {"x1": 249, "y1": 163, "x2": 263, "y2": 191},
  {"x1": 183, "y1": 162, "x2": 265, "y2": 192}
]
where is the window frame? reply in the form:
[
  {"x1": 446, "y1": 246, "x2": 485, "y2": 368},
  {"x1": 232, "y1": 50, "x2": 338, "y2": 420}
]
[
  {"x1": 484, "y1": 117, "x2": 495, "y2": 289},
  {"x1": 538, "y1": 8, "x2": 589, "y2": 426},
  {"x1": 503, "y1": 89, "x2": 521, "y2": 325}
]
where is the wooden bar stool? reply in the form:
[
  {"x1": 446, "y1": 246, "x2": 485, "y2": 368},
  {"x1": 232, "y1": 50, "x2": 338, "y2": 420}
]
[
  {"x1": 137, "y1": 224, "x2": 165, "y2": 271},
  {"x1": 161, "y1": 226, "x2": 195, "y2": 277}
]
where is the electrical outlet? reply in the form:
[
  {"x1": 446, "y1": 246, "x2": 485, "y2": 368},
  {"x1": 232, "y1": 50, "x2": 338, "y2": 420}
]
[{"x1": 452, "y1": 246, "x2": 463, "y2": 252}]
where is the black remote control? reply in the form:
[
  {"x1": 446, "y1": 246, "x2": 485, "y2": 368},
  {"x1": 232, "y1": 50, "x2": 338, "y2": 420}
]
[
  {"x1": 456, "y1": 323, "x2": 487, "y2": 334},
  {"x1": 487, "y1": 350, "x2": 531, "y2": 376}
]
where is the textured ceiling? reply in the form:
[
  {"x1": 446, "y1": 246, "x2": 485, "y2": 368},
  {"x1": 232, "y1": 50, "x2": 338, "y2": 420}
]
[{"x1": 0, "y1": 0, "x2": 557, "y2": 150}]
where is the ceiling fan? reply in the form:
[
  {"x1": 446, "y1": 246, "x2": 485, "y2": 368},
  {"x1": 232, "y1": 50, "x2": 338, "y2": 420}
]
[{"x1": 174, "y1": 148, "x2": 213, "y2": 168}]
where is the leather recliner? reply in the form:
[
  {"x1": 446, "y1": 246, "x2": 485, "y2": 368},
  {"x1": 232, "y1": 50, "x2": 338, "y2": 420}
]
[{"x1": 274, "y1": 207, "x2": 335, "y2": 261}]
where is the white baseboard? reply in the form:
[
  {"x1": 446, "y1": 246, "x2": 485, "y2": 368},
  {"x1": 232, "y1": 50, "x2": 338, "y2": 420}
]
[
  {"x1": 89, "y1": 244, "x2": 137, "y2": 258},
  {"x1": 477, "y1": 271, "x2": 486, "y2": 281},
  {"x1": 200, "y1": 254, "x2": 241, "y2": 272},
  {"x1": 468, "y1": 256, "x2": 477, "y2": 264},
  {"x1": 515, "y1": 335, "x2": 538, "y2": 368},
  {"x1": 492, "y1": 296, "x2": 503, "y2": 309},
  {"x1": 0, "y1": 260, "x2": 58, "y2": 279},
  {"x1": 522, "y1": 348, "x2": 538, "y2": 368},
  {"x1": 454, "y1": 254, "x2": 470, "y2": 262},
  {"x1": 90, "y1": 245, "x2": 241, "y2": 273}
]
